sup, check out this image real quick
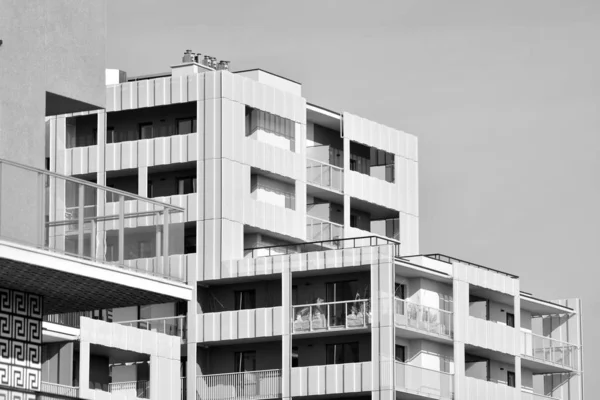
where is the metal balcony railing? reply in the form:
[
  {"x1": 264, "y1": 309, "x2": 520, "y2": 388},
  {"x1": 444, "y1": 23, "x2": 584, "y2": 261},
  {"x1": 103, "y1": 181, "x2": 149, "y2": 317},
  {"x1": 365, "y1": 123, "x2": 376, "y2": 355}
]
[
  {"x1": 41, "y1": 381, "x2": 80, "y2": 397},
  {"x1": 244, "y1": 235, "x2": 401, "y2": 259},
  {"x1": 109, "y1": 380, "x2": 150, "y2": 399},
  {"x1": 118, "y1": 316, "x2": 187, "y2": 339},
  {"x1": 306, "y1": 158, "x2": 343, "y2": 192},
  {"x1": 293, "y1": 299, "x2": 370, "y2": 333},
  {"x1": 395, "y1": 299, "x2": 454, "y2": 338},
  {"x1": 197, "y1": 369, "x2": 282, "y2": 400},
  {"x1": 395, "y1": 362, "x2": 454, "y2": 400},
  {"x1": 0, "y1": 158, "x2": 185, "y2": 282},
  {"x1": 44, "y1": 311, "x2": 97, "y2": 328},
  {"x1": 521, "y1": 330, "x2": 579, "y2": 370}
]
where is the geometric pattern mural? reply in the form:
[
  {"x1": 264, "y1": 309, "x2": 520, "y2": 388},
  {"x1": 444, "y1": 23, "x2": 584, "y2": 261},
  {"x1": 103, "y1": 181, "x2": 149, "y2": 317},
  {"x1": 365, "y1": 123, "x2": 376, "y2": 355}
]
[{"x1": 0, "y1": 288, "x2": 42, "y2": 400}]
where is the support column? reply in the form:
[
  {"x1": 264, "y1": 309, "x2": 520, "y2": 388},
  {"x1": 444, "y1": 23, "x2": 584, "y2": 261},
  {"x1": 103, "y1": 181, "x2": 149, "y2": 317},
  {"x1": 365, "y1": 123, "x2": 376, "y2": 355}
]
[
  {"x1": 138, "y1": 166, "x2": 148, "y2": 197},
  {"x1": 371, "y1": 246, "x2": 394, "y2": 400},
  {"x1": 514, "y1": 283, "x2": 522, "y2": 399},
  {"x1": 282, "y1": 256, "x2": 292, "y2": 399},
  {"x1": 453, "y1": 264, "x2": 469, "y2": 400},
  {"x1": 79, "y1": 341, "x2": 92, "y2": 399},
  {"x1": 342, "y1": 137, "x2": 350, "y2": 238}
]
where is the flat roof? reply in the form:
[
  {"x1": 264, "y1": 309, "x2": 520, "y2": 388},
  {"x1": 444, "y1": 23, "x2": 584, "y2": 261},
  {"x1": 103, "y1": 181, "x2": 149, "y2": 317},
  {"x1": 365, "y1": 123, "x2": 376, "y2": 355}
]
[{"x1": 234, "y1": 68, "x2": 302, "y2": 85}]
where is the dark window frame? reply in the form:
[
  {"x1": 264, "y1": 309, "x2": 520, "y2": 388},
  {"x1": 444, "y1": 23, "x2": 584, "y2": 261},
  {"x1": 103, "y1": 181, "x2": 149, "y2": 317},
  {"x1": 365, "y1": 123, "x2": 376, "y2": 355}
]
[
  {"x1": 234, "y1": 290, "x2": 256, "y2": 310},
  {"x1": 139, "y1": 122, "x2": 154, "y2": 140},
  {"x1": 326, "y1": 342, "x2": 359, "y2": 365},
  {"x1": 176, "y1": 117, "x2": 197, "y2": 135}
]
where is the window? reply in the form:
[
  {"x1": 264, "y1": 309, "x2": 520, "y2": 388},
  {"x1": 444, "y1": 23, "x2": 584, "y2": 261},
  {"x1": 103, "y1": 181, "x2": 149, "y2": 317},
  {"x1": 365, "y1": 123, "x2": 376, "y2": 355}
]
[
  {"x1": 138, "y1": 241, "x2": 153, "y2": 258},
  {"x1": 507, "y1": 371, "x2": 516, "y2": 387},
  {"x1": 106, "y1": 127, "x2": 115, "y2": 143},
  {"x1": 440, "y1": 357, "x2": 451, "y2": 373},
  {"x1": 326, "y1": 342, "x2": 359, "y2": 365},
  {"x1": 395, "y1": 345, "x2": 406, "y2": 363},
  {"x1": 395, "y1": 283, "x2": 406, "y2": 299},
  {"x1": 177, "y1": 117, "x2": 197, "y2": 135},
  {"x1": 234, "y1": 351, "x2": 256, "y2": 372},
  {"x1": 147, "y1": 181, "x2": 154, "y2": 198},
  {"x1": 350, "y1": 215, "x2": 358, "y2": 228},
  {"x1": 139, "y1": 122, "x2": 153, "y2": 139},
  {"x1": 184, "y1": 227, "x2": 196, "y2": 254},
  {"x1": 235, "y1": 290, "x2": 256, "y2": 310},
  {"x1": 292, "y1": 347, "x2": 299, "y2": 367},
  {"x1": 506, "y1": 313, "x2": 515, "y2": 328},
  {"x1": 177, "y1": 177, "x2": 197, "y2": 195}
]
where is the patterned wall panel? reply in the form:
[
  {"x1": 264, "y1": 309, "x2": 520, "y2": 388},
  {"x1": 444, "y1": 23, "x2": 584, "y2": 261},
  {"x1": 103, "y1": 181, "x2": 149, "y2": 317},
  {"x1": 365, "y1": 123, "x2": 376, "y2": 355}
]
[{"x1": 0, "y1": 287, "x2": 42, "y2": 400}]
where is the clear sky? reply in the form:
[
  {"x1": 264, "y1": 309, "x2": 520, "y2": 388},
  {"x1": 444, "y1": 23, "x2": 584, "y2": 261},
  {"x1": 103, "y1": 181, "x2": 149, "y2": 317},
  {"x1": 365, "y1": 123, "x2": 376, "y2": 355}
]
[{"x1": 107, "y1": 0, "x2": 599, "y2": 393}]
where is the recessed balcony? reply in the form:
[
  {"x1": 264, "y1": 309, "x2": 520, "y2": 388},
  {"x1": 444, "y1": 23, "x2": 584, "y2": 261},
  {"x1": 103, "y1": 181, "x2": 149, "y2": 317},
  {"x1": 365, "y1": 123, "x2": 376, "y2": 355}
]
[
  {"x1": 292, "y1": 299, "x2": 371, "y2": 334},
  {"x1": 395, "y1": 361, "x2": 454, "y2": 400},
  {"x1": 306, "y1": 158, "x2": 343, "y2": 192},
  {"x1": 40, "y1": 381, "x2": 80, "y2": 398},
  {"x1": 108, "y1": 380, "x2": 150, "y2": 399},
  {"x1": 196, "y1": 369, "x2": 282, "y2": 400},
  {"x1": 118, "y1": 315, "x2": 187, "y2": 340},
  {"x1": 306, "y1": 215, "x2": 343, "y2": 242},
  {"x1": 521, "y1": 390, "x2": 561, "y2": 400},
  {"x1": 395, "y1": 299, "x2": 453, "y2": 340},
  {"x1": 520, "y1": 330, "x2": 579, "y2": 372}
]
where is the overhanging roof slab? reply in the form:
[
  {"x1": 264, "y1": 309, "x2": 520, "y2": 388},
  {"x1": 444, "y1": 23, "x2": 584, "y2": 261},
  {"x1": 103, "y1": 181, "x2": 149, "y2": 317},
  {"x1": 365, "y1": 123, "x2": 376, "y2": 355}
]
[{"x1": 0, "y1": 240, "x2": 192, "y2": 314}]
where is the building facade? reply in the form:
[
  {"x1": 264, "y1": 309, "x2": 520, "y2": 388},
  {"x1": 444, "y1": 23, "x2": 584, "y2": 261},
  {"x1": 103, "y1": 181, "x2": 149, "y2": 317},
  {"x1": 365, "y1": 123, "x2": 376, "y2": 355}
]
[{"x1": 33, "y1": 52, "x2": 584, "y2": 400}]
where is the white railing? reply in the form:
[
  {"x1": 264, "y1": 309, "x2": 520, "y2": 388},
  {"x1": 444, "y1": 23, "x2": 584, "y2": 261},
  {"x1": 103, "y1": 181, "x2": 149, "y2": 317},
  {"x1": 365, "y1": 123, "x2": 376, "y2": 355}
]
[
  {"x1": 522, "y1": 390, "x2": 562, "y2": 400},
  {"x1": 306, "y1": 216, "x2": 343, "y2": 242},
  {"x1": 521, "y1": 330, "x2": 579, "y2": 370},
  {"x1": 41, "y1": 381, "x2": 80, "y2": 397},
  {"x1": 306, "y1": 158, "x2": 343, "y2": 192},
  {"x1": 395, "y1": 298, "x2": 453, "y2": 338},
  {"x1": 292, "y1": 299, "x2": 370, "y2": 333},
  {"x1": 109, "y1": 380, "x2": 150, "y2": 399},
  {"x1": 118, "y1": 315, "x2": 186, "y2": 339},
  {"x1": 197, "y1": 369, "x2": 281, "y2": 400},
  {"x1": 395, "y1": 362, "x2": 453, "y2": 399}
]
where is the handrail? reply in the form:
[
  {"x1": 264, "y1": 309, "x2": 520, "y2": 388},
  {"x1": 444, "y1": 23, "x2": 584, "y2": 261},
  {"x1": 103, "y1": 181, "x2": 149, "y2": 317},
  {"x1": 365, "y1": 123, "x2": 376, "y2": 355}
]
[
  {"x1": 197, "y1": 369, "x2": 282, "y2": 400},
  {"x1": 307, "y1": 158, "x2": 344, "y2": 172},
  {"x1": 117, "y1": 315, "x2": 186, "y2": 325},
  {"x1": 199, "y1": 369, "x2": 281, "y2": 378},
  {"x1": 306, "y1": 215, "x2": 344, "y2": 227},
  {"x1": 424, "y1": 253, "x2": 519, "y2": 279},
  {"x1": 41, "y1": 381, "x2": 80, "y2": 397},
  {"x1": 521, "y1": 330, "x2": 578, "y2": 348},
  {"x1": 395, "y1": 361, "x2": 454, "y2": 377},
  {"x1": 0, "y1": 158, "x2": 183, "y2": 212},
  {"x1": 244, "y1": 235, "x2": 400, "y2": 259}
]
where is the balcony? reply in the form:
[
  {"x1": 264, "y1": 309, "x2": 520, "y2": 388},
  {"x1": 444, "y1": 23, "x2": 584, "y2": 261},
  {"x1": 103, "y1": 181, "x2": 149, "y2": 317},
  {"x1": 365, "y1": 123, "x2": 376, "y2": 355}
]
[
  {"x1": 395, "y1": 299, "x2": 453, "y2": 340},
  {"x1": 41, "y1": 381, "x2": 80, "y2": 398},
  {"x1": 118, "y1": 316, "x2": 187, "y2": 340},
  {"x1": 521, "y1": 330, "x2": 579, "y2": 371},
  {"x1": 522, "y1": 391, "x2": 561, "y2": 400},
  {"x1": 466, "y1": 316, "x2": 518, "y2": 355},
  {"x1": 0, "y1": 158, "x2": 185, "y2": 282},
  {"x1": 292, "y1": 299, "x2": 370, "y2": 334},
  {"x1": 291, "y1": 362, "x2": 373, "y2": 396},
  {"x1": 465, "y1": 377, "x2": 517, "y2": 400},
  {"x1": 109, "y1": 380, "x2": 150, "y2": 399},
  {"x1": 306, "y1": 215, "x2": 343, "y2": 242},
  {"x1": 243, "y1": 235, "x2": 401, "y2": 259},
  {"x1": 395, "y1": 362, "x2": 454, "y2": 400},
  {"x1": 196, "y1": 369, "x2": 282, "y2": 400},
  {"x1": 199, "y1": 307, "x2": 283, "y2": 343},
  {"x1": 306, "y1": 159, "x2": 343, "y2": 192}
]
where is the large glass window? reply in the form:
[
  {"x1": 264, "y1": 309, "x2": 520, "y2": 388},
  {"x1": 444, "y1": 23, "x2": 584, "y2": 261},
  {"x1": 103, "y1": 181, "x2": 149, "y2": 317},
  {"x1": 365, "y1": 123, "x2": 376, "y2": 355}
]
[
  {"x1": 326, "y1": 342, "x2": 359, "y2": 365},
  {"x1": 139, "y1": 122, "x2": 153, "y2": 139},
  {"x1": 235, "y1": 290, "x2": 256, "y2": 310},
  {"x1": 177, "y1": 177, "x2": 197, "y2": 195},
  {"x1": 177, "y1": 117, "x2": 197, "y2": 135},
  {"x1": 234, "y1": 351, "x2": 256, "y2": 372}
]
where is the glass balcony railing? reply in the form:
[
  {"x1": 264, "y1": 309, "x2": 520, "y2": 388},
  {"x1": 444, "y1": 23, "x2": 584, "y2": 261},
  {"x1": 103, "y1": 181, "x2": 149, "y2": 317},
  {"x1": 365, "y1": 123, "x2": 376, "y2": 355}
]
[
  {"x1": 306, "y1": 216, "x2": 343, "y2": 242},
  {"x1": 521, "y1": 391, "x2": 561, "y2": 400},
  {"x1": 395, "y1": 362, "x2": 453, "y2": 399},
  {"x1": 244, "y1": 235, "x2": 401, "y2": 259},
  {"x1": 118, "y1": 316, "x2": 187, "y2": 339},
  {"x1": 306, "y1": 159, "x2": 343, "y2": 192},
  {"x1": 197, "y1": 369, "x2": 282, "y2": 400},
  {"x1": 292, "y1": 299, "x2": 370, "y2": 333},
  {"x1": 0, "y1": 158, "x2": 185, "y2": 281},
  {"x1": 521, "y1": 330, "x2": 579, "y2": 370},
  {"x1": 395, "y1": 299, "x2": 453, "y2": 339}
]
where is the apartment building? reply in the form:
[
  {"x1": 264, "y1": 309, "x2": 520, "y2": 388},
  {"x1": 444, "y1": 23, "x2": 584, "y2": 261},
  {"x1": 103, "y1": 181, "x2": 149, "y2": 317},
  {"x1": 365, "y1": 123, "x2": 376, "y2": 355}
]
[{"x1": 34, "y1": 49, "x2": 584, "y2": 400}]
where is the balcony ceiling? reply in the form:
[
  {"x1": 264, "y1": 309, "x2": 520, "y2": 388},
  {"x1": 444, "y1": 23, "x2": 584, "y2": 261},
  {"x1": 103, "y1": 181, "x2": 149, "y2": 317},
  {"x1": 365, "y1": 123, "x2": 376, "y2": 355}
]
[{"x1": 0, "y1": 241, "x2": 192, "y2": 315}]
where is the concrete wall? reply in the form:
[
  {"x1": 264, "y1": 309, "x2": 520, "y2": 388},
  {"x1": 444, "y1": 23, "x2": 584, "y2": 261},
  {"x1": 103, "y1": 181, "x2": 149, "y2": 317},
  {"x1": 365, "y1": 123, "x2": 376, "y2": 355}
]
[{"x1": 42, "y1": 342, "x2": 74, "y2": 386}]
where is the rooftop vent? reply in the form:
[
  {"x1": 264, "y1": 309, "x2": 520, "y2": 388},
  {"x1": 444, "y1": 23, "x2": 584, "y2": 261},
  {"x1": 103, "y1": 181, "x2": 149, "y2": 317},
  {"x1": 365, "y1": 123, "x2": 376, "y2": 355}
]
[
  {"x1": 182, "y1": 49, "x2": 195, "y2": 63},
  {"x1": 217, "y1": 61, "x2": 230, "y2": 71}
]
